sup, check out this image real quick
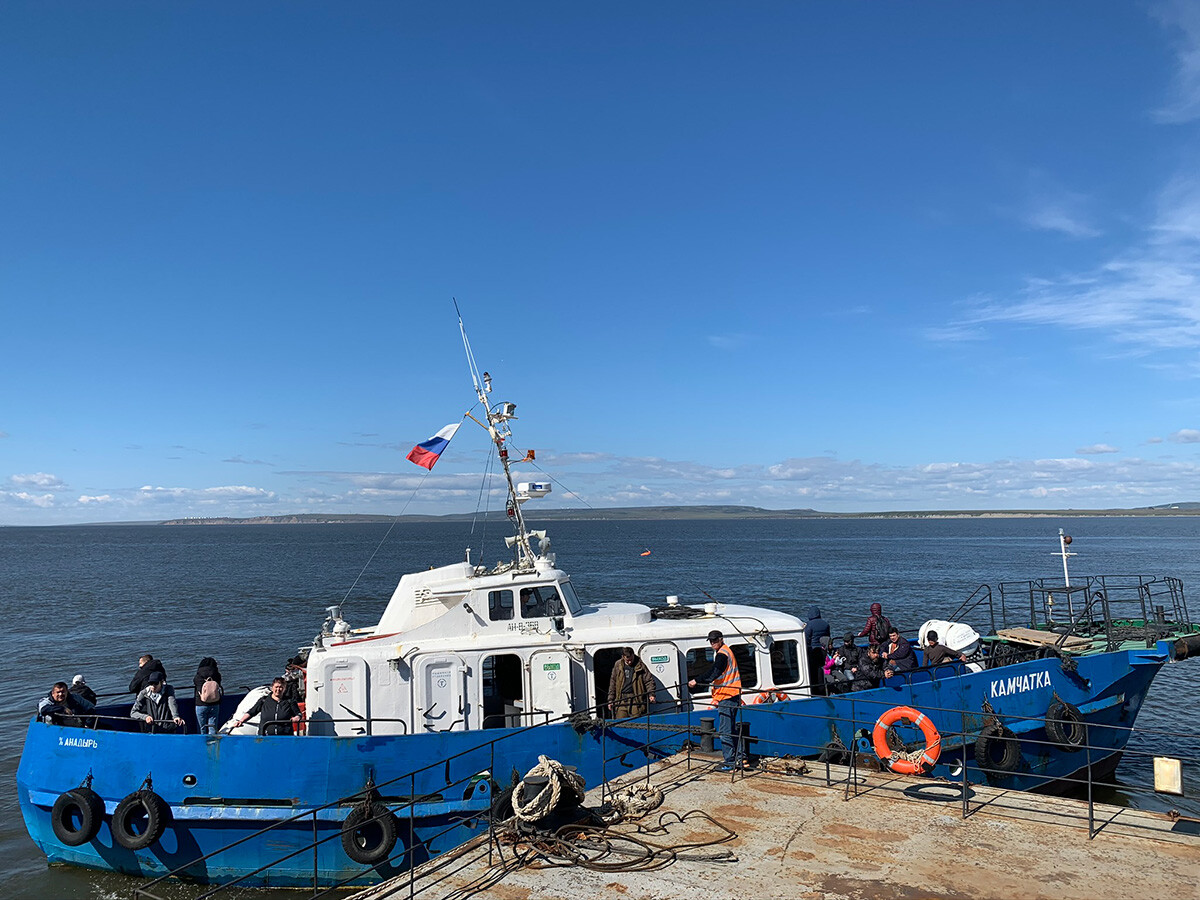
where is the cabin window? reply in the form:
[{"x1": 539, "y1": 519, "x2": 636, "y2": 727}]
[
  {"x1": 519, "y1": 585, "x2": 564, "y2": 619},
  {"x1": 770, "y1": 639, "x2": 801, "y2": 686},
  {"x1": 592, "y1": 647, "x2": 627, "y2": 719},
  {"x1": 559, "y1": 580, "x2": 582, "y2": 613},
  {"x1": 488, "y1": 590, "x2": 514, "y2": 621},
  {"x1": 481, "y1": 653, "x2": 524, "y2": 729},
  {"x1": 730, "y1": 644, "x2": 759, "y2": 688},
  {"x1": 685, "y1": 643, "x2": 759, "y2": 692}
]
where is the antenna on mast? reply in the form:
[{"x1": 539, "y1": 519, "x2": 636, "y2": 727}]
[{"x1": 454, "y1": 301, "x2": 538, "y2": 569}]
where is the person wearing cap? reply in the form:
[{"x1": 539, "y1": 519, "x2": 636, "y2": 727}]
[
  {"x1": 687, "y1": 630, "x2": 743, "y2": 771},
  {"x1": 129, "y1": 653, "x2": 168, "y2": 695},
  {"x1": 69, "y1": 674, "x2": 98, "y2": 706},
  {"x1": 130, "y1": 670, "x2": 185, "y2": 733}
]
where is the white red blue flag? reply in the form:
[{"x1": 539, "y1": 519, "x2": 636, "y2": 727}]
[{"x1": 406, "y1": 423, "x2": 460, "y2": 470}]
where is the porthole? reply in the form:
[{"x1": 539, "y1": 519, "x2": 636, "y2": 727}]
[{"x1": 182, "y1": 774, "x2": 198, "y2": 787}]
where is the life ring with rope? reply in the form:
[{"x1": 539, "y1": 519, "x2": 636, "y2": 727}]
[
  {"x1": 751, "y1": 689, "x2": 790, "y2": 704},
  {"x1": 872, "y1": 705, "x2": 941, "y2": 775}
]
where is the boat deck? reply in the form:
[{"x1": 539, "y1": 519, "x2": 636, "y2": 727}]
[{"x1": 350, "y1": 752, "x2": 1200, "y2": 900}]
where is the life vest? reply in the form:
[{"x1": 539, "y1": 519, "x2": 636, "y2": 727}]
[{"x1": 710, "y1": 644, "x2": 742, "y2": 702}]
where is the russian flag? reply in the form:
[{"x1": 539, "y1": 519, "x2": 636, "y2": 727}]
[{"x1": 406, "y1": 423, "x2": 460, "y2": 470}]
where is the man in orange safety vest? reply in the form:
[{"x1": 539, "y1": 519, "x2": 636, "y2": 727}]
[{"x1": 688, "y1": 629, "x2": 743, "y2": 771}]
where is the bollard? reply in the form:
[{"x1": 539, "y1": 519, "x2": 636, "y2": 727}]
[{"x1": 699, "y1": 716, "x2": 715, "y2": 753}]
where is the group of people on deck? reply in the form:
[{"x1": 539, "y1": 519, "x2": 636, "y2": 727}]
[
  {"x1": 38, "y1": 653, "x2": 305, "y2": 736},
  {"x1": 807, "y1": 603, "x2": 966, "y2": 695}
]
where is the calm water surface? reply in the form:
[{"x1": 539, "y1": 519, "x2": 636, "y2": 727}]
[{"x1": 3, "y1": 517, "x2": 1199, "y2": 898}]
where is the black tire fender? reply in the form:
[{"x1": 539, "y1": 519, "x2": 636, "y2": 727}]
[
  {"x1": 1045, "y1": 700, "x2": 1086, "y2": 752},
  {"x1": 341, "y1": 803, "x2": 397, "y2": 866},
  {"x1": 975, "y1": 724, "x2": 1021, "y2": 773},
  {"x1": 111, "y1": 789, "x2": 170, "y2": 851},
  {"x1": 51, "y1": 787, "x2": 104, "y2": 846}
]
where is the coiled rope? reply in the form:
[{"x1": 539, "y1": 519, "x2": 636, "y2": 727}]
[{"x1": 512, "y1": 755, "x2": 587, "y2": 825}]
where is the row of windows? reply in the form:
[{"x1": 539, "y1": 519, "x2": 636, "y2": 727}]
[{"x1": 487, "y1": 586, "x2": 566, "y2": 621}]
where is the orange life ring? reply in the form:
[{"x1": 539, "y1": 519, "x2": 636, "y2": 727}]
[
  {"x1": 751, "y1": 690, "x2": 790, "y2": 705},
  {"x1": 872, "y1": 705, "x2": 941, "y2": 774}
]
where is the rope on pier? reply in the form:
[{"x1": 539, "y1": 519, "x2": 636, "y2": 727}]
[{"x1": 512, "y1": 756, "x2": 586, "y2": 825}]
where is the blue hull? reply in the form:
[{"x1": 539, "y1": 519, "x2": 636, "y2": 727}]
[{"x1": 17, "y1": 642, "x2": 1169, "y2": 887}]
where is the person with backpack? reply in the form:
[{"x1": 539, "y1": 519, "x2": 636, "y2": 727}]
[
  {"x1": 193, "y1": 657, "x2": 224, "y2": 735},
  {"x1": 857, "y1": 602, "x2": 892, "y2": 649}
]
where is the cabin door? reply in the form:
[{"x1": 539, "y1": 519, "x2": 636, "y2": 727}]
[
  {"x1": 528, "y1": 649, "x2": 573, "y2": 724},
  {"x1": 414, "y1": 653, "x2": 468, "y2": 733},
  {"x1": 316, "y1": 655, "x2": 371, "y2": 736},
  {"x1": 639, "y1": 641, "x2": 682, "y2": 714}
]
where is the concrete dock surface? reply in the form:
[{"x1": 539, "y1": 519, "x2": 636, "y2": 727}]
[{"x1": 351, "y1": 754, "x2": 1200, "y2": 900}]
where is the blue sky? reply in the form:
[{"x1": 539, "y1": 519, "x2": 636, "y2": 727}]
[{"x1": 4, "y1": 2, "x2": 1200, "y2": 525}]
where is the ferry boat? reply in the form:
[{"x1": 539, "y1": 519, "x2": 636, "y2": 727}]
[{"x1": 17, "y1": 328, "x2": 1200, "y2": 889}]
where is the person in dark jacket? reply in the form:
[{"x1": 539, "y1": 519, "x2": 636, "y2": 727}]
[
  {"x1": 805, "y1": 606, "x2": 831, "y2": 649},
  {"x1": 70, "y1": 674, "x2": 98, "y2": 706},
  {"x1": 882, "y1": 627, "x2": 917, "y2": 677},
  {"x1": 193, "y1": 657, "x2": 224, "y2": 735},
  {"x1": 38, "y1": 681, "x2": 95, "y2": 726},
  {"x1": 857, "y1": 603, "x2": 892, "y2": 649},
  {"x1": 129, "y1": 654, "x2": 168, "y2": 695},
  {"x1": 824, "y1": 632, "x2": 861, "y2": 694},
  {"x1": 850, "y1": 644, "x2": 885, "y2": 691},
  {"x1": 231, "y1": 677, "x2": 301, "y2": 736}
]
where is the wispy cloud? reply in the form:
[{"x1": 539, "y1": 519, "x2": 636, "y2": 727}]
[
  {"x1": 1153, "y1": 0, "x2": 1200, "y2": 123},
  {"x1": 944, "y1": 174, "x2": 1200, "y2": 356},
  {"x1": 707, "y1": 333, "x2": 753, "y2": 351},
  {"x1": 1077, "y1": 444, "x2": 1119, "y2": 454},
  {"x1": 223, "y1": 455, "x2": 274, "y2": 466},
  {"x1": 11, "y1": 472, "x2": 65, "y2": 488},
  {"x1": 1020, "y1": 171, "x2": 1101, "y2": 238}
]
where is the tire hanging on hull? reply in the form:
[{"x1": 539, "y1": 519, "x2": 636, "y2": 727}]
[
  {"x1": 51, "y1": 787, "x2": 104, "y2": 847},
  {"x1": 975, "y1": 724, "x2": 1020, "y2": 773},
  {"x1": 111, "y1": 789, "x2": 170, "y2": 851},
  {"x1": 341, "y1": 803, "x2": 398, "y2": 866},
  {"x1": 1045, "y1": 699, "x2": 1086, "y2": 752}
]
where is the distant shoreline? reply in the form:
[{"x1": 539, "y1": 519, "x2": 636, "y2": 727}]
[{"x1": 106, "y1": 503, "x2": 1200, "y2": 526}]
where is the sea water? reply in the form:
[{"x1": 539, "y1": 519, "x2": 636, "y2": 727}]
[{"x1": 3, "y1": 517, "x2": 1199, "y2": 898}]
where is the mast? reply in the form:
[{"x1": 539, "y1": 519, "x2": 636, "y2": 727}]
[{"x1": 457, "y1": 309, "x2": 537, "y2": 569}]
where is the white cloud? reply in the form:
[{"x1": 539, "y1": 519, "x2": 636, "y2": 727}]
[
  {"x1": 1170, "y1": 428, "x2": 1200, "y2": 442},
  {"x1": 1153, "y1": 0, "x2": 1200, "y2": 123},
  {"x1": 12, "y1": 491, "x2": 55, "y2": 507},
  {"x1": 1077, "y1": 444, "x2": 1119, "y2": 454},
  {"x1": 11, "y1": 472, "x2": 65, "y2": 488},
  {"x1": 945, "y1": 174, "x2": 1200, "y2": 357},
  {"x1": 78, "y1": 494, "x2": 114, "y2": 504}
]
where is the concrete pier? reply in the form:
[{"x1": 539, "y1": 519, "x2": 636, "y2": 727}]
[{"x1": 350, "y1": 753, "x2": 1200, "y2": 900}]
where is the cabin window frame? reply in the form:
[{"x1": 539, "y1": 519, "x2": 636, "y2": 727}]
[{"x1": 487, "y1": 589, "x2": 515, "y2": 622}]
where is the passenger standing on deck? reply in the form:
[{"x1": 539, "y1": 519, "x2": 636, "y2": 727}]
[
  {"x1": 129, "y1": 653, "x2": 167, "y2": 695},
  {"x1": 130, "y1": 671, "x2": 186, "y2": 733},
  {"x1": 688, "y1": 630, "x2": 743, "y2": 771},
  {"x1": 607, "y1": 647, "x2": 657, "y2": 719},
  {"x1": 857, "y1": 603, "x2": 892, "y2": 649},
  {"x1": 193, "y1": 657, "x2": 224, "y2": 735},
  {"x1": 231, "y1": 677, "x2": 302, "y2": 736}
]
